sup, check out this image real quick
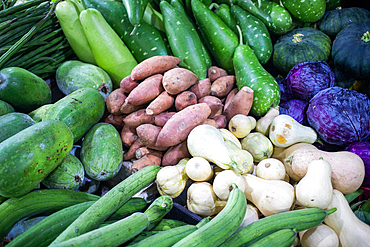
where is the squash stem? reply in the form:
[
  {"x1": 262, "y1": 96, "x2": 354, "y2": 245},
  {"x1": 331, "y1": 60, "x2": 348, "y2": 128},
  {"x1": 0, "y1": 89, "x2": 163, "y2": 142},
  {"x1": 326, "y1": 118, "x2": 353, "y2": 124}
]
[
  {"x1": 229, "y1": 161, "x2": 243, "y2": 174},
  {"x1": 292, "y1": 33, "x2": 304, "y2": 43},
  {"x1": 326, "y1": 207, "x2": 337, "y2": 215},
  {"x1": 361, "y1": 31, "x2": 370, "y2": 42}
]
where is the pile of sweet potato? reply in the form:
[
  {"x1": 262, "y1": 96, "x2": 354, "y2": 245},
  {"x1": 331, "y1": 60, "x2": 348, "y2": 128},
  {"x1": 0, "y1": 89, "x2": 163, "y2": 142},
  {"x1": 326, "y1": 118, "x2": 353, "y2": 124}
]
[{"x1": 104, "y1": 55, "x2": 254, "y2": 173}]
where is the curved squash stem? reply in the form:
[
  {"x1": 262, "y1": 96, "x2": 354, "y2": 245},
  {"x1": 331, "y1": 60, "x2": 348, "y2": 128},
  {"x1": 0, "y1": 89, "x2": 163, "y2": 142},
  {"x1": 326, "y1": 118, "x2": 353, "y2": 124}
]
[
  {"x1": 326, "y1": 207, "x2": 337, "y2": 215},
  {"x1": 361, "y1": 31, "x2": 370, "y2": 42},
  {"x1": 236, "y1": 25, "x2": 243, "y2": 46}
]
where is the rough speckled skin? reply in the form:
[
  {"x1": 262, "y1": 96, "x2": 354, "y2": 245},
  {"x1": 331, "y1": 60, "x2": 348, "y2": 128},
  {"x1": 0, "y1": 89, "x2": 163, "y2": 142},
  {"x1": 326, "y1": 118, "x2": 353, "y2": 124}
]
[
  {"x1": 0, "y1": 112, "x2": 36, "y2": 143},
  {"x1": 43, "y1": 88, "x2": 105, "y2": 143},
  {"x1": 282, "y1": 0, "x2": 326, "y2": 23},
  {"x1": 80, "y1": 123, "x2": 123, "y2": 181},
  {"x1": 0, "y1": 120, "x2": 73, "y2": 198}
]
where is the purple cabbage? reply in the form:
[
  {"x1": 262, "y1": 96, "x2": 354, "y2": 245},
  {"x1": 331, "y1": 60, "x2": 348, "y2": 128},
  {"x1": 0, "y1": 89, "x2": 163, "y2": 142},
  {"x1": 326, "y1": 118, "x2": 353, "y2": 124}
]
[
  {"x1": 307, "y1": 86, "x2": 370, "y2": 146},
  {"x1": 277, "y1": 78, "x2": 293, "y2": 102},
  {"x1": 279, "y1": 99, "x2": 309, "y2": 125},
  {"x1": 345, "y1": 141, "x2": 370, "y2": 186},
  {"x1": 285, "y1": 60, "x2": 335, "y2": 102}
]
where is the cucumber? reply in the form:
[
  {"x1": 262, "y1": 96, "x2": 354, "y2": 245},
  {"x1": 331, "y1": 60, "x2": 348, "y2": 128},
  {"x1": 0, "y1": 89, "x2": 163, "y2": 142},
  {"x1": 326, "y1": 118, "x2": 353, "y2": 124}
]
[
  {"x1": 43, "y1": 88, "x2": 105, "y2": 143},
  {"x1": 220, "y1": 207, "x2": 336, "y2": 247},
  {"x1": 28, "y1": 104, "x2": 52, "y2": 123},
  {"x1": 233, "y1": 44, "x2": 280, "y2": 117},
  {"x1": 172, "y1": 184, "x2": 247, "y2": 247},
  {"x1": 0, "y1": 67, "x2": 51, "y2": 112},
  {"x1": 143, "y1": 195, "x2": 173, "y2": 230},
  {"x1": 0, "y1": 112, "x2": 36, "y2": 143},
  {"x1": 56, "y1": 60, "x2": 113, "y2": 99},
  {"x1": 80, "y1": 123, "x2": 123, "y2": 181},
  {"x1": 0, "y1": 120, "x2": 74, "y2": 198},
  {"x1": 125, "y1": 231, "x2": 161, "y2": 245},
  {"x1": 248, "y1": 228, "x2": 297, "y2": 247},
  {"x1": 0, "y1": 189, "x2": 99, "y2": 239},
  {"x1": 42, "y1": 153, "x2": 85, "y2": 190},
  {"x1": 50, "y1": 165, "x2": 161, "y2": 244},
  {"x1": 0, "y1": 99, "x2": 15, "y2": 116},
  {"x1": 49, "y1": 212, "x2": 149, "y2": 247},
  {"x1": 151, "y1": 219, "x2": 188, "y2": 231},
  {"x1": 6, "y1": 197, "x2": 147, "y2": 247}
]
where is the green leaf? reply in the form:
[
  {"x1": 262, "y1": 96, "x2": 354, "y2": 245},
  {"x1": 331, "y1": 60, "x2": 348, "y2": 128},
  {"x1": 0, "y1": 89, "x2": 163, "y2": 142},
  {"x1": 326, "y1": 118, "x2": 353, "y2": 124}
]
[
  {"x1": 362, "y1": 198, "x2": 370, "y2": 212},
  {"x1": 345, "y1": 188, "x2": 364, "y2": 204}
]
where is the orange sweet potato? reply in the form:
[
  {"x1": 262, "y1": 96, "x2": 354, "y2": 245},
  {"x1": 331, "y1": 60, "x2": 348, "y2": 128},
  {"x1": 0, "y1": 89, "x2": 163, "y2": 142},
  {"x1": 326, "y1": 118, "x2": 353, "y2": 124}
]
[
  {"x1": 207, "y1": 66, "x2": 228, "y2": 82},
  {"x1": 212, "y1": 115, "x2": 227, "y2": 129},
  {"x1": 224, "y1": 88, "x2": 238, "y2": 110},
  {"x1": 120, "y1": 75, "x2": 139, "y2": 94},
  {"x1": 120, "y1": 101, "x2": 144, "y2": 115},
  {"x1": 162, "y1": 140, "x2": 191, "y2": 167},
  {"x1": 135, "y1": 147, "x2": 163, "y2": 159},
  {"x1": 223, "y1": 86, "x2": 254, "y2": 122},
  {"x1": 130, "y1": 154, "x2": 162, "y2": 173},
  {"x1": 106, "y1": 88, "x2": 126, "y2": 115},
  {"x1": 203, "y1": 118, "x2": 218, "y2": 128},
  {"x1": 198, "y1": 96, "x2": 223, "y2": 118},
  {"x1": 211, "y1": 75, "x2": 236, "y2": 98},
  {"x1": 124, "y1": 109, "x2": 155, "y2": 128},
  {"x1": 104, "y1": 114, "x2": 125, "y2": 130},
  {"x1": 136, "y1": 124, "x2": 168, "y2": 151},
  {"x1": 175, "y1": 91, "x2": 197, "y2": 111},
  {"x1": 123, "y1": 138, "x2": 145, "y2": 161},
  {"x1": 125, "y1": 74, "x2": 164, "y2": 106},
  {"x1": 155, "y1": 103, "x2": 211, "y2": 147},
  {"x1": 120, "y1": 124, "x2": 138, "y2": 148},
  {"x1": 162, "y1": 68, "x2": 198, "y2": 95},
  {"x1": 146, "y1": 91, "x2": 174, "y2": 115},
  {"x1": 189, "y1": 78, "x2": 211, "y2": 99},
  {"x1": 154, "y1": 112, "x2": 176, "y2": 127},
  {"x1": 131, "y1": 55, "x2": 181, "y2": 81}
]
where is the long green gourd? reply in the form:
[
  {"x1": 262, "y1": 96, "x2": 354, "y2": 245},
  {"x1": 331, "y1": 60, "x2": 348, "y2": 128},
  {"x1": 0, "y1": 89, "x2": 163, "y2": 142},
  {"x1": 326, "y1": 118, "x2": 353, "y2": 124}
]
[
  {"x1": 122, "y1": 0, "x2": 149, "y2": 34},
  {"x1": 50, "y1": 165, "x2": 161, "y2": 245}
]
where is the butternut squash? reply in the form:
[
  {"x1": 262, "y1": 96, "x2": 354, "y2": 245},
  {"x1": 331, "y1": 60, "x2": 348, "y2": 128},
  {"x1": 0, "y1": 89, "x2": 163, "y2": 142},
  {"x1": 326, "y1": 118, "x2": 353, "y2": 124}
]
[
  {"x1": 300, "y1": 224, "x2": 339, "y2": 247},
  {"x1": 255, "y1": 106, "x2": 279, "y2": 136}
]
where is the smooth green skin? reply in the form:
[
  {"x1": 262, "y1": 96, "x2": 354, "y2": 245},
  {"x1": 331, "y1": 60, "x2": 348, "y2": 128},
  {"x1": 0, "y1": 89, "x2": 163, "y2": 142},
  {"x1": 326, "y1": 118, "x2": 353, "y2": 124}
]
[
  {"x1": 143, "y1": 195, "x2": 173, "y2": 230},
  {"x1": 42, "y1": 153, "x2": 85, "y2": 190},
  {"x1": 79, "y1": 8, "x2": 138, "y2": 88},
  {"x1": 151, "y1": 218, "x2": 188, "y2": 231},
  {"x1": 161, "y1": 1, "x2": 209, "y2": 79},
  {"x1": 273, "y1": 27, "x2": 332, "y2": 75},
  {"x1": 326, "y1": 0, "x2": 341, "y2": 10},
  {"x1": 56, "y1": 60, "x2": 113, "y2": 99},
  {"x1": 123, "y1": 0, "x2": 149, "y2": 26},
  {"x1": 0, "y1": 112, "x2": 36, "y2": 143},
  {"x1": 82, "y1": 0, "x2": 169, "y2": 63},
  {"x1": 28, "y1": 104, "x2": 52, "y2": 123},
  {"x1": 231, "y1": 5, "x2": 273, "y2": 65},
  {"x1": 43, "y1": 88, "x2": 105, "y2": 143},
  {"x1": 80, "y1": 123, "x2": 123, "y2": 181},
  {"x1": 192, "y1": 0, "x2": 239, "y2": 74},
  {"x1": 214, "y1": 3, "x2": 238, "y2": 35},
  {"x1": 50, "y1": 165, "x2": 161, "y2": 244},
  {"x1": 234, "y1": 45, "x2": 280, "y2": 117},
  {"x1": 247, "y1": 229, "x2": 296, "y2": 247},
  {"x1": 0, "y1": 67, "x2": 51, "y2": 112},
  {"x1": 0, "y1": 189, "x2": 99, "y2": 239},
  {"x1": 282, "y1": 0, "x2": 326, "y2": 23},
  {"x1": 0, "y1": 99, "x2": 14, "y2": 116},
  {"x1": 0, "y1": 120, "x2": 73, "y2": 198},
  {"x1": 236, "y1": 0, "x2": 292, "y2": 35}
]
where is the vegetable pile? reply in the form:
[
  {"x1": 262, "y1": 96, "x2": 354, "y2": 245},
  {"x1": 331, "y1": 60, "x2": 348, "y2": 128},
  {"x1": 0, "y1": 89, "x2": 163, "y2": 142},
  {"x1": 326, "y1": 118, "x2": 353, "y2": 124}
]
[{"x1": 1, "y1": 0, "x2": 370, "y2": 246}]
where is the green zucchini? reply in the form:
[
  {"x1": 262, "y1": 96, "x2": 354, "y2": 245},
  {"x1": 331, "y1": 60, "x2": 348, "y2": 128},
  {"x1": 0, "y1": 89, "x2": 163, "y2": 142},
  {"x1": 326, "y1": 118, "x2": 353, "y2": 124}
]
[
  {"x1": 50, "y1": 165, "x2": 161, "y2": 244},
  {"x1": 143, "y1": 195, "x2": 173, "y2": 230},
  {"x1": 151, "y1": 219, "x2": 188, "y2": 231},
  {"x1": 172, "y1": 184, "x2": 246, "y2": 246},
  {"x1": 247, "y1": 228, "x2": 297, "y2": 247},
  {"x1": 125, "y1": 231, "x2": 161, "y2": 245},
  {"x1": 220, "y1": 207, "x2": 336, "y2": 247},
  {"x1": 0, "y1": 189, "x2": 99, "y2": 239}
]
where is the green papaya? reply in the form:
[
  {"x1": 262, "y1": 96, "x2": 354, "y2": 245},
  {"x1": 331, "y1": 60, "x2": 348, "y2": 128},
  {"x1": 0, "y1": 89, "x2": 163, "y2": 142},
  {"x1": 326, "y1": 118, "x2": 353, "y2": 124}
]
[
  {"x1": 28, "y1": 104, "x2": 53, "y2": 123},
  {"x1": 0, "y1": 99, "x2": 15, "y2": 116},
  {"x1": 42, "y1": 153, "x2": 85, "y2": 190},
  {"x1": 0, "y1": 120, "x2": 73, "y2": 198},
  {"x1": 0, "y1": 112, "x2": 36, "y2": 143},
  {"x1": 43, "y1": 88, "x2": 105, "y2": 143},
  {"x1": 80, "y1": 123, "x2": 123, "y2": 181},
  {"x1": 56, "y1": 60, "x2": 113, "y2": 99},
  {"x1": 0, "y1": 67, "x2": 51, "y2": 112}
]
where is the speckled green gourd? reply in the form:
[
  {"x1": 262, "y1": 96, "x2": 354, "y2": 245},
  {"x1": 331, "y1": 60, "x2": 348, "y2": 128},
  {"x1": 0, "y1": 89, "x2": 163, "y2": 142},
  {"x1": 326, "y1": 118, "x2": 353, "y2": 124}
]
[
  {"x1": 0, "y1": 120, "x2": 73, "y2": 198},
  {"x1": 56, "y1": 60, "x2": 113, "y2": 99},
  {"x1": 80, "y1": 123, "x2": 123, "y2": 181},
  {"x1": 0, "y1": 99, "x2": 14, "y2": 116},
  {"x1": 28, "y1": 104, "x2": 53, "y2": 123},
  {"x1": 42, "y1": 153, "x2": 85, "y2": 190},
  {"x1": 282, "y1": 0, "x2": 326, "y2": 23},
  {"x1": 0, "y1": 67, "x2": 51, "y2": 112},
  {"x1": 234, "y1": 45, "x2": 280, "y2": 117},
  {"x1": 0, "y1": 112, "x2": 36, "y2": 143},
  {"x1": 43, "y1": 88, "x2": 105, "y2": 143}
]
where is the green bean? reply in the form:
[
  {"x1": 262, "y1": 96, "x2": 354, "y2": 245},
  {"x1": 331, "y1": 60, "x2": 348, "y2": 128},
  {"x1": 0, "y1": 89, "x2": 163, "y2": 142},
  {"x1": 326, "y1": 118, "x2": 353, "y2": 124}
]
[
  {"x1": 0, "y1": 16, "x2": 44, "y2": 35},
  {"x1": 0, "y1": 0, "x2": 47, "y2": 17}
]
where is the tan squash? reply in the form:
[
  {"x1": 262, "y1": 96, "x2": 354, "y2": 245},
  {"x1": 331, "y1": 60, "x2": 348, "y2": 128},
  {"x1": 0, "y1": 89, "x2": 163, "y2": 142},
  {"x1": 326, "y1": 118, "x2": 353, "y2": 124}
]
[
  {"x1": 290, "y1": 148, "x2": 365, "y2": 194},
  {"x1": 212, "y1": 170, "x2": 246, "y2": 200},
  {"x1": 241, "y1": 132, "x2": 274, "y2": 162},
  {"x1": 300, "y1": 224, "x2": 339, "y2": 247},
  {"x1": 256, "y1": 158, "x2": 286, "y2": 180},
  {"x1": 324, "y1": 189, "x2": 370, "y2": 247},
  {"x1": 255, "y1": 106, "x2": 279, "y2": 136},
  {"x1": 243, "y1": 174, "x2": 295, "y2": 216},
  {"x1": 237, "y1": 204, "x2": 260, "y2": 231}
]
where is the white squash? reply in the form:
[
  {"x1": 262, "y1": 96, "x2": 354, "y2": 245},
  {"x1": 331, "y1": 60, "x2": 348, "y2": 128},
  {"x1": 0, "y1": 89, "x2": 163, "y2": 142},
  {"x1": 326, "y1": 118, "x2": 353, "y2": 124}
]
[
  {"x1": 225, "y1": 140, "x2": 254, "y2": 174},
  {"x1": 228, "y1": 114, "x2": 256, "y2": 138},
  {"x1": 256, "y1": 158, "x2": 286, "y2": 180},
  {"x1": 300, "y1": 224, "x2": 339, "y2": 247},
  {"x1": 185, "y1": 157, "x2": 214, "y2": 182},
  {"x1": 255, "y1": 106, "x2": 279, "y2": 136},
  {"x1": 269, "y1": 114, "x2": 317, "y2": 148},
  {"x1": 212, "y1": 170, "x2": 246, "y2": 200},
  {"x1": 237, "y1": 204, "x2": 259, "y2": 231},
  {"x1": 219, "y1": 128, "x2": 242, "y2": 149},
  {"x1": 243, "y1": 174, "x2": 295, "y2": 216},
  {"x1": 295, "y1": 158, "x2": 333, "y2": 209},
  {"x1": 324, "y1": 189, "x2": 370, "y2": 247},
  {"x1": 241, "y1": 132, "x2": 273, "y2": 162}
]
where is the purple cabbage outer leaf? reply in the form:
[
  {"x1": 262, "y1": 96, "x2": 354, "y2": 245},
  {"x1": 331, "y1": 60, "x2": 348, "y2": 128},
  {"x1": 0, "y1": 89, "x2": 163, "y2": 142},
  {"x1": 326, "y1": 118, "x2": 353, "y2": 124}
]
[
  {"x1": 307, "y1": 86, "x2": 370, "y2": 146},
  {"x1": 345, "y1": 141, "x2": 370, "y2": 186},
  {"x1": 277, "y1": 77, "x2": 293, "y2": 102},
  {"x1": 279, "y1": 99, "x2": 309, "y2": 125},
  {"x1": 285, "y1": 60, "x2": 335, "y2": 102}
]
